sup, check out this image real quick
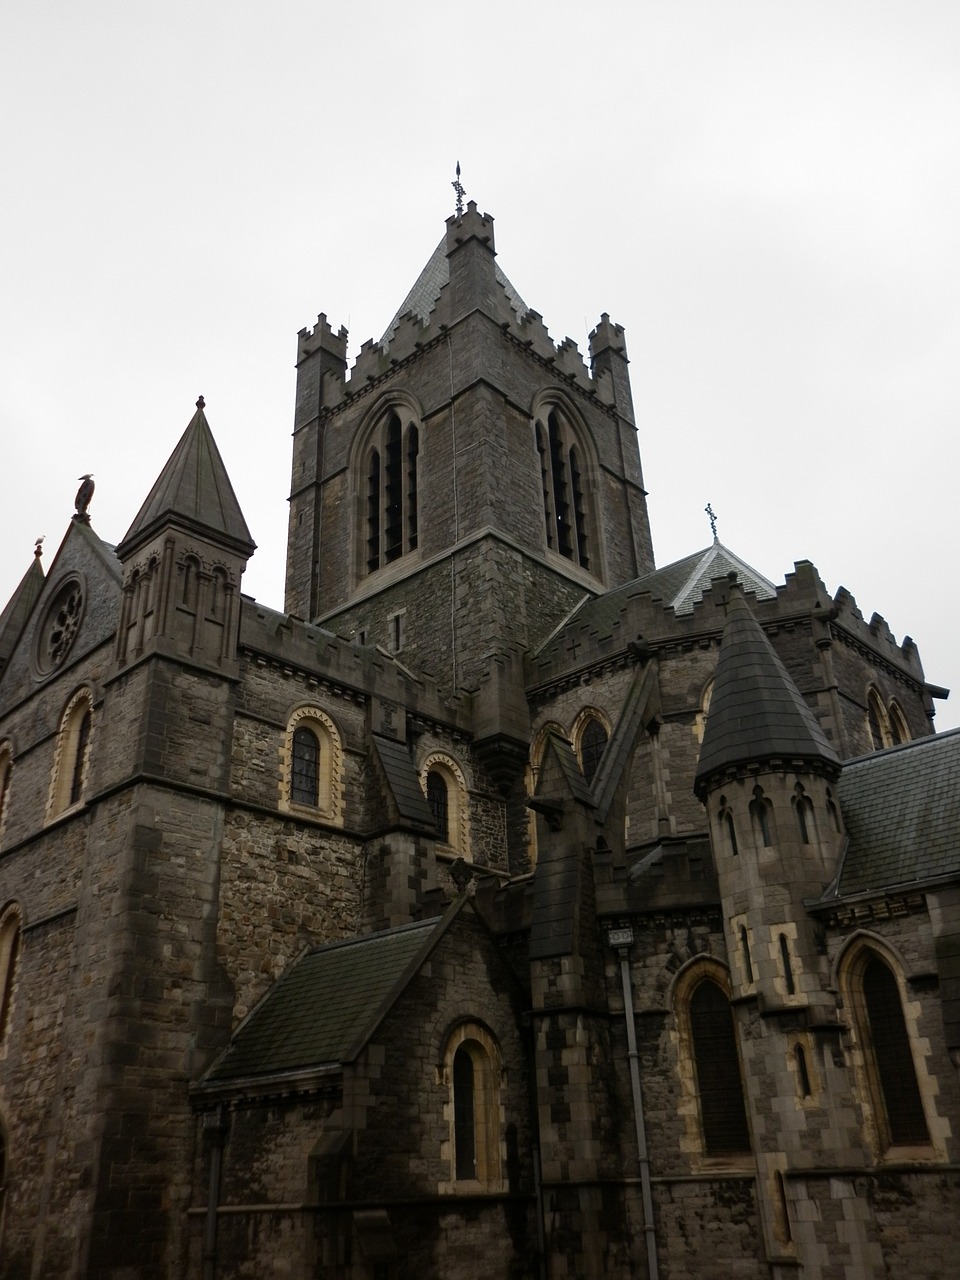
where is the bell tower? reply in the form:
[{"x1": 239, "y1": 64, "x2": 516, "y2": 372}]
[{"x1": 284, "y1": 203, "x2": 655, "y2": 695}]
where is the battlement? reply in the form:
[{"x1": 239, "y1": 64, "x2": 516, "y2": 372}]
[
  {"x1": 445, "y1": 199, "x2": 495, "y2": 253},
  {"x1": 297, "y1": 312, "x2": 348, "y2": 363}
]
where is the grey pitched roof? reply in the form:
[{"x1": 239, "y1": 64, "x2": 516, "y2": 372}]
[
  {"x1": 534, "y1": 543, "x2": 776, "y2": 666},
  {"x1": 372, "y1": 734, "x2": 436, "y2": 827},
  {"x1": 0, "y1": 552, "x2": 44, "y2": 673},
  {"x1": 695, "y1": 582, "x2": 840, "y2": 795},
  {"x1": 203, "y1": 917, "x2": 443, "y2": 1083},
  {"x1": 379, "y1": 236, "x2": 528, "y2": 348},
  {"x1": 832, "y1": 729, "x2": 960, "y2": 897},
  {"x1": 118, "y1": 403, "x2": 255, "y2": 557}
]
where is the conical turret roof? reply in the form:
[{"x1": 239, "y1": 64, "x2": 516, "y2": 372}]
[
  {"x1": 694, "y1": 577, "x2": 839, "y2": 796},
  {"x1": 118, "y1": 399, "x2": 254, "y2": 558}
]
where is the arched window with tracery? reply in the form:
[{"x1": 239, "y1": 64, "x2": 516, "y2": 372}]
[
  {"x1": 47, "y1": 689, "x2": 94, "y2": 821},
  {"x1": 365, "y1": 409, "x2": 419, "y2": 574},
  {"x1": 535, "y1": 407, "x2": 595, "y2": 573},
  {"x1": 280, "y1": 708, "x2": 344, "y2": 823},
  {"x1": 441, "y1": 1022, "x2": 503, "y2": 1191}
]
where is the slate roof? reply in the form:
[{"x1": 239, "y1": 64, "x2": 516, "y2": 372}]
[
  {"x1": 203, "y1": 918, "x2": 443, "y2": 1083},
  {"x1": 832, "y1": 729, "x2": 960, "y2": 897},
  {"x1": 695, "y1": 582, "x2": 839, "y2": 795},
  {"x1": 118, "y1": 403, "x2": 255, "y2": 556},
  {"x1": 372, "y1": 734, "x2": 436, "y2": 827},
  {"x1": 379, "y1": 236, "x2": 528, "y2": 348},
  {"x1": 535, "y1": 542, "x2": 777, "y2": 665}
]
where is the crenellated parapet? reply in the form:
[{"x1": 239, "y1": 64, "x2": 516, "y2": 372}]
[{"x1": 238, "y1": 599, "x2": 471, "y2": 734}]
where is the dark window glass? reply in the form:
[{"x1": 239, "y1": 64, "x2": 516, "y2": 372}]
[
  {"x1": 366, "y1": 449, "x2": 381, "y2": 573},
  {"x1": 863, "y1": 957, "x2": 929, "y2": 1146},
  {"x1": 740, "y1": 927, "x2": 753, "y2": 984},
  {"x1": 725, "y1": 811, "x2": 739, "y2": 857},
  {"x1": 548, "y1": 413, "x2": 572, "y2": 559},
  {"x1": 291, "y1": 727, "x2": 319, "y2": 807},
  {"x1": 689, "y1": 980, "x2": 751, "y2": 1155},
  {"x1": 868, "y1": 698, "x2": 885, "y2": 751},
  {"x1": 384, "y1": 414, "x2": 403, "y2": 563},
  {"x1": 580, "y1": 719, "x2": 607, "y2": 784},
  {"x1": 406, "y1": 425, "x2": 419, "y2": 552},
  {"x1": 796, "y1": 799, "x2": 810, "y2": 845},
  {"x1": 453, "y1": 1046, "x2": 476, "y2": 1180},
  {"x1": 569, "y1": 446, "x2": 590, "y2": 570},
  {"x1": 779, "y1": 934, "x2": 795, "y2": 996},
  {"x1": 427, "y1": 770, "x2": 449, "y2": 842},
  {"x1": 795, "y1": 1043, "x2": 811, "y2": 1098}
]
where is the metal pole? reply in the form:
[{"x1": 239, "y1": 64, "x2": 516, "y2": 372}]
[{"x1": 615, "y1": 940, "x2": 659, "y2": 1280}]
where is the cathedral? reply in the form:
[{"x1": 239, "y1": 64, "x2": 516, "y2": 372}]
[{"x1": 0, "y1": 199, "x2": 957, "y2": 1280}]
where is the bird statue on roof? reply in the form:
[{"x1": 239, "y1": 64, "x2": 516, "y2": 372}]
[{"x1": 74, "y1": 474, "x2": 95, "y2": 523}]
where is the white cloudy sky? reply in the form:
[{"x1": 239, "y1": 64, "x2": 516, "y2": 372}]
[{"x1": 1, "y1": 2, "x2": 958, "y2": 728}]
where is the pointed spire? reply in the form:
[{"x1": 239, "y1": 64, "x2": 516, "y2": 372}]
[
  {"x1": 117, "y1": 399, "x2": 255, "y2": 559},
  {"x1": 695, "y1": 575, "x2": 839, "y2": 797},
  {"x1": 0, "y1": 546, "x2": 46, "y2": 675}
]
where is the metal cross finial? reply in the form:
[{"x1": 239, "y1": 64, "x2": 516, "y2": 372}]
[
  {"x1": 452, "y1": 161, "x2": 465, "y2": 218},
  {"x1": 705, "y1": 503, "x2": 718, "y2": 540}
]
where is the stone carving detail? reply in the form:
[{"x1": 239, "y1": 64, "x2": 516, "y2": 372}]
[{"x1": 36, "y1": 578, "x2": 84, "y2": 675}]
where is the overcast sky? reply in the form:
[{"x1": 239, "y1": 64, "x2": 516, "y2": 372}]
[{"x1": 2, "y1": 2, "x2": 957, "y2": 729}]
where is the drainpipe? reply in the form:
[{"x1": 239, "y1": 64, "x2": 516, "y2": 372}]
[
  {"x1": 202, "y1": 1105, "x2": 228, "y2": 1280},
  {"x1": 608, "y1": 927, "x2": 658, "y2": 1280}
]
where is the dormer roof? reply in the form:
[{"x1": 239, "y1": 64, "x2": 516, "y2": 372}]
[{"x1": 117, "y1": 400, "x2": 255, "y2": 559}]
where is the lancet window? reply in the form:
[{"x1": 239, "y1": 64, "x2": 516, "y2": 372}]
[{"x1": 365, "y1": 411, "x2": 419, "y2": 574}]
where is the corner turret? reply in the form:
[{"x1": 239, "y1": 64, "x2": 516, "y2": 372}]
[{"x1": 114, "y1": 398, "x2": 255, "y2": 675}]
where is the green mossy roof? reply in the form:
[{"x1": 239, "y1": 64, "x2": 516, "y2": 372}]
[{"x1": 204, "y1": 918, "x2": 442, "y2": 1082}]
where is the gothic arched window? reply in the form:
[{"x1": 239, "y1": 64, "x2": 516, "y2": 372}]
[
  {"x1": 535, "y1": 409, "x2": 595, "y2": 572},
  {"x1": 280, "y1": 708, "x2": 344, "y2": 823},
  {"x1": 365, "y1": 411, "x2": 419, "y2": 574},
  {"x1": 861, "y1": 955, "x2": 929, "y2": 1147},
  {"x1": 420, "y1": 754, "x2": 471, "y2": 858},
  {"x1": 840, "y1": 942, "x2": 932, "y2": 1153},
  {"x1": 688, "y1": 978, "x2": 751, "y2": 1156},
  {"x1": 291, "y1": 727, "x2": 320, "y2": 807},
  {"x1": 578, "y1": 716, "x2": 608, "y2": 784},
  {"x1": 867, "y1": 688, "x2": 891, "y2": 751},
  {"x1": 442, "y1": 1023, "x2": 503, "y2": 1191},
  {"x1": 47, "y1": 689, "x2": 94, "y2": 821}
]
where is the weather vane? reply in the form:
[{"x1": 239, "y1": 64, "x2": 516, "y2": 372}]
[
  {"x1": 705, "y1": 502, "x2": 718, "y2": 540},
  {"x1": 452, "y1": 161, "x2": 465, "y2": 218}
]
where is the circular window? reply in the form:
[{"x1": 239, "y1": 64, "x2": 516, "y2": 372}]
[{"x1": 35, "y1": 576, "x2": 85, "y2": 676}]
